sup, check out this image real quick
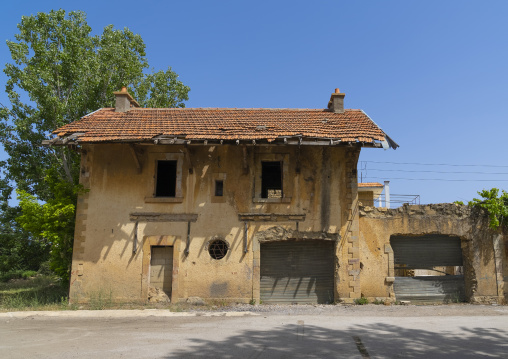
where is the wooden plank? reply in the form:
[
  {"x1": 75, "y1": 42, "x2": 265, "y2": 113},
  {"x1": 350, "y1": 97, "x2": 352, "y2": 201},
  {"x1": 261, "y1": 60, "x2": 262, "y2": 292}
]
[
  {"x1": 130, "y1": 212, "x2": 198, "y2": 222},
  {"x1": 129, "y1": 144, "x2": 142, "y2": 173},
  {"x1": 238, "y1": 213, "x2": 306, "y2": 222},
  {"x1": 150, "y1": 246, "x2": 173, "y2": 295}
]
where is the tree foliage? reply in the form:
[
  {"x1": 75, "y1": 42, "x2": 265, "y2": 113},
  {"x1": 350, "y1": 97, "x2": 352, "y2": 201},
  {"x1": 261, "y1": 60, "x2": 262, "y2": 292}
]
[
  {"x1": 1, "y1": 9, "x2": 189, "y2": 199},
  {"x1": 0, "y1": 167, "x2": 49, "y2": 273},
  {"x1": 468, "y1": 188, "x2": 508, "y2": 230},
  {"x1": 16, "y1": 171, "x2": 80, "y2": 282},
  {"x1": 0, "y1": 9, "x2": 190, "y2": 280}
]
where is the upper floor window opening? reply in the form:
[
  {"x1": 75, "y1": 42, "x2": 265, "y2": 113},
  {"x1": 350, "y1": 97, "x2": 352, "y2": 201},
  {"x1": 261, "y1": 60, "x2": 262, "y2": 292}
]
[
  {"x1": 261, "y1": 161, "x2": 283, "y2": 199},
  {"x1": 215, "y1": 180, "x2": 224, "y2": 197},
  {"x1": 156, "y1": 160, "x2": 177, "y2": 197}
]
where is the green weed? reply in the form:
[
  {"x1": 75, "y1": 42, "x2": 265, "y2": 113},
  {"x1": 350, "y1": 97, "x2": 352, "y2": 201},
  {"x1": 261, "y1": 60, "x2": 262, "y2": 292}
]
[
  {"x1": 88, "y1": 289, "x2": 113, "y2": 310},
  {"x1": 354, "y1": 297, "x2": 369, "y2": 305}
]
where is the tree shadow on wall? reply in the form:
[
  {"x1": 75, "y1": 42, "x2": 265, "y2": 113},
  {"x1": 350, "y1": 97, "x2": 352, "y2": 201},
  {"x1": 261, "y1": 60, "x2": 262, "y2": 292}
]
[{"x1": 164, "y1": 322, "x2": 508, "y2": 359}]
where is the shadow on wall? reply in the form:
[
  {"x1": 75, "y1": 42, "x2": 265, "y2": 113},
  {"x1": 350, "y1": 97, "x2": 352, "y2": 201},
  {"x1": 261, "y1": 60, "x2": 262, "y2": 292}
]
[{"x1": 163, "y1": 323, "x2": 508, "y2": 358}]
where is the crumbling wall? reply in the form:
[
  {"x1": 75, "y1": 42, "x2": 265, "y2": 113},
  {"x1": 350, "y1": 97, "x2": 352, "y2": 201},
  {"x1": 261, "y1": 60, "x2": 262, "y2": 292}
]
[{"x1": 359, "y1": 203, "x2": 507, "y2": 304}]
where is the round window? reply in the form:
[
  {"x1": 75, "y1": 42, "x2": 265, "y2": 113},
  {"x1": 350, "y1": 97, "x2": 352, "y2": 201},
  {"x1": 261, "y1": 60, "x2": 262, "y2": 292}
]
[{"x1": 208, "y1": 239, "x2": 229, "y2": 260}]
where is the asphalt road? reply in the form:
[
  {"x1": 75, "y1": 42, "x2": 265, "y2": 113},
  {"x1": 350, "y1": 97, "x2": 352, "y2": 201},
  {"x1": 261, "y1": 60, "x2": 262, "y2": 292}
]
[{"x1": 1, "y1": 307, "x2": 508, "y2": 358}]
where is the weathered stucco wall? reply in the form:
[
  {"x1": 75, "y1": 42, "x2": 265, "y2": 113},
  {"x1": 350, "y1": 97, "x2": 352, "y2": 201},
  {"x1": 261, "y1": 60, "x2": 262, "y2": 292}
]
[
  {"x1": 70, "y1": 143, "x2": 359, "y2": 303},
  {"x1": 359, "y1": 203, "x2": 507, "y2": 304}
]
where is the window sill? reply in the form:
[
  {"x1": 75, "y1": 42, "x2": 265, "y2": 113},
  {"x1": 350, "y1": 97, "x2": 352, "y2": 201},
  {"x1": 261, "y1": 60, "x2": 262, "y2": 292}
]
[
  {"x1": 253, "y1": 197, "x2": 292, "y2": 203},
  {"x1": 145, "y1": 197, "x2": 184, "y2": 203}
]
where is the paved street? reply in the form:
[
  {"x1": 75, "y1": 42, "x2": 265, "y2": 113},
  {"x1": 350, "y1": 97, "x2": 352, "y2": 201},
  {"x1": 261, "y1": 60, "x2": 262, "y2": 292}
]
[{"x1": 1, "y1": 306, "x2": 508, "y2": 358}]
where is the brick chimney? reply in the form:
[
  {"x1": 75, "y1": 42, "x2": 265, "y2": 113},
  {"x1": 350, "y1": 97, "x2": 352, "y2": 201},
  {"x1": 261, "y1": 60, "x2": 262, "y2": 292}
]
[
  {"x1": 113, "y1": 86, "x2": 140, "y2": 112},
  {"x1": 327, "y1": 88, "x2": 345, "y2": 113}
]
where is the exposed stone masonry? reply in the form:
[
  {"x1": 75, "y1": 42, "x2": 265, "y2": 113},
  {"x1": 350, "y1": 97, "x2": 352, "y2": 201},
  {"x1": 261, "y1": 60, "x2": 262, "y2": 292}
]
[{"x1": 359, "y1": 202, "x2": 508, "y2": 304}]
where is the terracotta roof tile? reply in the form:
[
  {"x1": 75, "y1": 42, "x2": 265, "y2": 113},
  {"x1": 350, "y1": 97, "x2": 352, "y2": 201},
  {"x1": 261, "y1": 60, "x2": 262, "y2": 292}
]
[{"x1": 53, "y1": 107, "x2": 389, "y2": 145}]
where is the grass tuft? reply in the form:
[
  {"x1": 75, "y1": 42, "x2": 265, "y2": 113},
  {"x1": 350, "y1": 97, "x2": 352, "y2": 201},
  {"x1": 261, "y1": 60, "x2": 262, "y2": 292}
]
[{"x1": 0, "y1": 275, "x2": 68, "y2": 311}]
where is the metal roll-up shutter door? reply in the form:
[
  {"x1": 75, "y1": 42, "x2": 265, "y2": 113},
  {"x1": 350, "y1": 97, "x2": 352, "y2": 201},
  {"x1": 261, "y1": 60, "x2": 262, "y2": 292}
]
[
  {"x1": 260, "y1": 240, "x2": 334, "y2": 304},
  {"x1": 391, "y1": 235, "x2": 465, "y2": 304},
  {"x1": 393, "y1": 276, "x2": 465, "y2": 303},
  {"x1": 391, "y1": 235, "x2": 463, "y2": 269}
]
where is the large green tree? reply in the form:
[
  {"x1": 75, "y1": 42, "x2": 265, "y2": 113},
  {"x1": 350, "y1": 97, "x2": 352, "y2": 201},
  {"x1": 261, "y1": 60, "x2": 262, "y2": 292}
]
[
  {"x1": 0, "y1": 169, "x2": 49, "y2": 273},
  {"x1": 0, "y1": 10, "x2": 190, "y2": 280}
]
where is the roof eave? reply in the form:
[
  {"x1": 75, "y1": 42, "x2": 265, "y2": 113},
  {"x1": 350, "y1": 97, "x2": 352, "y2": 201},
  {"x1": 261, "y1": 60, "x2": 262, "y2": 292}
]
[{"x1": 43, "y1": 134, "x2": 385, "y2": 148}]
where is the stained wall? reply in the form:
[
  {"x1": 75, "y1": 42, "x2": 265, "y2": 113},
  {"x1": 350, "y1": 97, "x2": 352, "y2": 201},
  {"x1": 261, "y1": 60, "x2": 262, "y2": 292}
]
[
  {"x1": 359, "y1": 203, "x2": 507, "y2": 304},
  {"x1": 69, "y1": 143, "x2": 359, "y2": 303}
]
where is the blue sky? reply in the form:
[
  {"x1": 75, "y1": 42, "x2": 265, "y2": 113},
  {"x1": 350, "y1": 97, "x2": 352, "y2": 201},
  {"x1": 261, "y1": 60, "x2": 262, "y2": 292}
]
[{"x1": 1, "y1": 0, "x2": 507, "y2": 205}]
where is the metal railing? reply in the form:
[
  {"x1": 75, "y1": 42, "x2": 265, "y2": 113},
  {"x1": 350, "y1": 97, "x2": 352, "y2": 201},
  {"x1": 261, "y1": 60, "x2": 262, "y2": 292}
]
[{"x1": 376, "y1": 194, "x2": 420, "y2": 207}]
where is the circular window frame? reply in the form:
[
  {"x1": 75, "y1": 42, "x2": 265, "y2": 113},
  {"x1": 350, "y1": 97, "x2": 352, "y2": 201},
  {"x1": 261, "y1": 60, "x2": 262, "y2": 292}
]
[{"x1": 207, "y1": 237, "x2": 229, "y2": 260}]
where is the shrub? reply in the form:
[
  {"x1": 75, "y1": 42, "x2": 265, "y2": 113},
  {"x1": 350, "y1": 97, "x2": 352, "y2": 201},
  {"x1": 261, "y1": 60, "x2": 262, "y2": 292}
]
[{"x1": 354, "y1": 297, "x2": 369, "y2": 305}]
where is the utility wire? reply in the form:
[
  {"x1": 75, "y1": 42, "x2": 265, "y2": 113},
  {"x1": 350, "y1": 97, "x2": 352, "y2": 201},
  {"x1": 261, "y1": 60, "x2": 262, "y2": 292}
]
[
  {"x1": 366, "y1": 168, "x2": 508, "y2": 175},
  {"x1": 362, "y1": 177, "x2": 508, "y2": 182},
  {"x1": 361, "y1": 161, "x2": 508, "y2": 168}
]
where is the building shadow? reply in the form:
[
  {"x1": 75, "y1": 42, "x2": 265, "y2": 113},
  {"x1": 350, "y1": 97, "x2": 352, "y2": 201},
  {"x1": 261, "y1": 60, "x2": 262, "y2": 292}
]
[{"x1": 164, "y1": 322, "x2": 508, "y2": 358}]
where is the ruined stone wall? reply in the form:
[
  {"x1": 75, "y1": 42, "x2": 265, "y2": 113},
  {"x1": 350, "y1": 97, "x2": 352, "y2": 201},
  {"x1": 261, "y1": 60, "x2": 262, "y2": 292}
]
[{"x1": 359, "y1": 203, "x2": 508, "y2": 304}]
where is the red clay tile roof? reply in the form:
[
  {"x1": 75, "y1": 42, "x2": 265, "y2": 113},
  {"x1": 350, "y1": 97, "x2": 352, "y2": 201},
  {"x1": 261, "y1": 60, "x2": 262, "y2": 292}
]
[
  {"x1": 52, "y1": 107, "x2": 394, "y2": 146},
  {"x1": 358, "y1": 182, "x2": 384, "y2": 188}
]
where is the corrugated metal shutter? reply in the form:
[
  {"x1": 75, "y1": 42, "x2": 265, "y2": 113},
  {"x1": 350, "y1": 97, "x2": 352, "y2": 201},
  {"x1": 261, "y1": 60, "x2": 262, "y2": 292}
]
[
  {"x1": 260, "y1": 240, "x2": 334, "y2": 304},
  {"x1": 150, "y1": 246, "x2": 173, "y2": 295},
  {"x1": 391, "y1": 235, "x2": 463, "y2": 269},
  {"x1": 394, "y1": 276, "x2": 466, "y2": 304},
  {"x1": 391, "y1": 235, "x2": 465, "y2": 304}
]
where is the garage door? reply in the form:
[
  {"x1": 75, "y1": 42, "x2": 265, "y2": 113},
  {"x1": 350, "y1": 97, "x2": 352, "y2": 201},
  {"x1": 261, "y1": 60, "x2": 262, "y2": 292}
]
[
  {"x1": 260, "y1": 240, "x2": 334, "y2": 304},
  {"x1": 391, "y1": 235, "x2": 465, "y2": 303}
]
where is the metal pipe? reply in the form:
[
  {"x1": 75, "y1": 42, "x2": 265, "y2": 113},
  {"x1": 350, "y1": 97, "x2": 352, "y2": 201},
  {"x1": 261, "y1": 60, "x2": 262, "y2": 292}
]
[
  {"x1": 185, "y1": 221, "x2": 191, "y2": 255},
  {"x1": 133, "y1": 221, "x2": 138, "y2": 253},
  {"x1": 243, "y1": 222, "x2": 248, "y2": 253}
]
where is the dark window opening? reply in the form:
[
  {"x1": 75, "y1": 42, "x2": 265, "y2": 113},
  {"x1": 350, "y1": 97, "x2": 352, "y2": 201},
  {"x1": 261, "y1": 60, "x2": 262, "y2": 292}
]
[
  {"x1": 215, "y1": 180, "x2": 224, "y2": 197},
  {"x1": 261, "y1": 161, "x2": 283, "y2": 198},
  {"x1": 208, "y1": 239, "x2": 228, "y2": 260},
  {"x1": 156, "y1": 160, "x2": 177, "y2": 197}
]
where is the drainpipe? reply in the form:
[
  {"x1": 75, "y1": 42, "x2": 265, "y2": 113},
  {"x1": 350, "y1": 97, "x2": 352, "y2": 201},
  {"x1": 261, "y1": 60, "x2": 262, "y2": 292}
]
[
  {"x1": 133, "y1": 221, "x2": 138, "y2": 253},
  {"x1": 185, "y1": 221, "x2": 191, "y2": 255},
  {"x1": 384, "y1": 181, "x2": 390, "y2": 209},
  {"x1": 243, "y1": 222, "x2": 249, "y2": 254}
]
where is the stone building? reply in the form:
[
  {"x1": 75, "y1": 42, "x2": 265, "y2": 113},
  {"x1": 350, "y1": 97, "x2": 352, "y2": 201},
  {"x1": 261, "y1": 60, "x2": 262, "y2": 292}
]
[
  {"x1": 46, "y1": 88, "x2": 399, "y2": 304},
  {"x1": 358, "y1": 182, "x2": 384, "y2": 207}
]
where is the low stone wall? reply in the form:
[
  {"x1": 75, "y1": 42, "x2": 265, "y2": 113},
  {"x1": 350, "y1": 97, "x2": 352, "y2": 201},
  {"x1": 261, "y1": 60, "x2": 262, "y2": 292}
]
[{"x1": 359, "y1": 203, "x2": 507, "y2": 304}]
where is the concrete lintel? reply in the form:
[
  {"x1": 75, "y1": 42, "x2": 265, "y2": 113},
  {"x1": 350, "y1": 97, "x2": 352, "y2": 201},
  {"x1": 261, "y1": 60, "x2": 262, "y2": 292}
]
[
  {"x1": 238, "y1": 213, "x2": 305, "y2": 222},
  {"x1": 130, "y1": 212, "x2": 198, "y2": 222}
]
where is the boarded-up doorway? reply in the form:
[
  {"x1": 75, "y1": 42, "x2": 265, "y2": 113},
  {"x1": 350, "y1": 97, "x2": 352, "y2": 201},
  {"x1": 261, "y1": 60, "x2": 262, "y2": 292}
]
[
  {"x1": 391, "y1": 235, "x2": 465, "y2": 303},
  {"x1": 260, "y1": 240, "x2": 334, "y2": 304},
  {"x1": 150, "y1": 246, "x2": 173, "y2": 296}
]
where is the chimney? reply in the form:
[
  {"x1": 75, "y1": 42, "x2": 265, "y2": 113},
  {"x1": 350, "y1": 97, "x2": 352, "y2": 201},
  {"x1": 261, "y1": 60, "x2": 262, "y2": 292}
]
[
  {"x1": 113, "y1": 86, "x2": 140, "y2": 112},
  {"x1": 384, "y1": 180, "x2": 390, "y2": 209},
  {"x1": 328, "y1": 88, "x2": 345, "y2": 113}
]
